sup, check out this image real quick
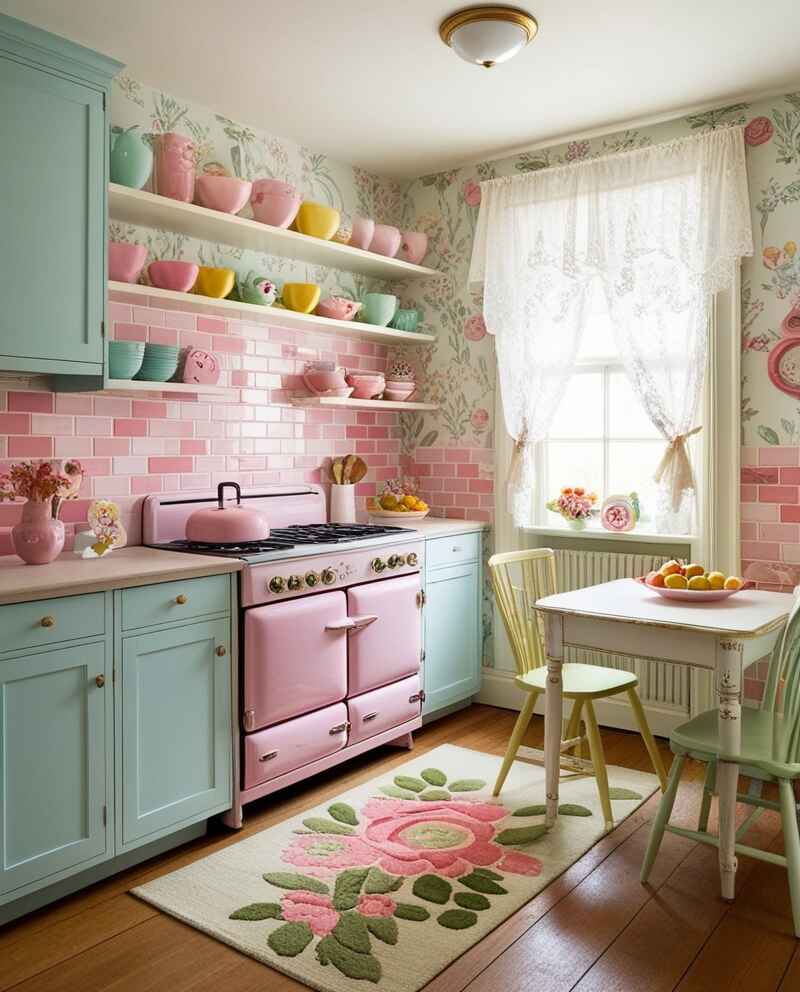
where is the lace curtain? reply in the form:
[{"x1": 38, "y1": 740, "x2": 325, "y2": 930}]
[{"x1": 469, "y1": 126, "x2": 753, "y2": 530}]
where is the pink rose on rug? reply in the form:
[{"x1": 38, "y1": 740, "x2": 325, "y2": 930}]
[
  {"x1": 281, "y1": 890, "x2": 339, "y2": 936},
  {"x1": 464, "y1": 314, "x2": 487, "y2": 341},
  {"x1": 357, "y1": 894, "x2": 397, "y2": 917},
  {"x1": 463, "y1": 180, "x2": 481, "y2": 206},
  {"x1": 744, "y1": 116, "x2": 774, "y2": 147},
  {"x1": 496, "y1": 851, "x2": 543, "y2": 876},
  {"x1": 281, "y1": 833, "x2": 377, "y2": 875}
]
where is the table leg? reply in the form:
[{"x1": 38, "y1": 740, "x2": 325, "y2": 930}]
[
  {"x1": 717, "y1": 638, "x2": 743, "y2": 901},
  {"x1": 544, "y1": 613, "x2": 564, "y2": 828}
]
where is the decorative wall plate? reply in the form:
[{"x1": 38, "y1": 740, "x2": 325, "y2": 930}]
[
  {"x1": 768, "y1": 338, "x2": 800, "y2": 398},
  {"x1": 600, "y1": 493, "x2": 638, "y2": 532}
]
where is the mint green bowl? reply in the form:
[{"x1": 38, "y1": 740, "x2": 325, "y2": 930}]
[{"x1": 108, "y1": 341, "x2": 145, "y2": 379}]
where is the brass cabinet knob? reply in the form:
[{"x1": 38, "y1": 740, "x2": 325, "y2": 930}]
[
  {"x1": 40, "y1": 615, "x2": 56, "y2": 628},
  {"x1": 215, "y1": 645, "x2": 227, "y2": 657},
  {"x1": 371, "y1": 558, "x2": 386, "y2": 573},
  {"x1": 305, "y1": 571, "x2": 320, "y2": 587},
  {"x1": 269, "y1": 576, "x2": 285, "y2": 594},
  {"x1": 175, "y1": 594, "x2": 188, "y2": 605},
  {"x1": 95, "y1": 674, "x2": 105, "y2": 688},
  {"x1": 287, "y1": 575, "x2": 304, "y2": 591},
  {"x1": 321, "y1": 568, "x2": 337, "y2": 585},
  {"x1": 387, "y1": 554, "x2": 406, "y2": 569}
]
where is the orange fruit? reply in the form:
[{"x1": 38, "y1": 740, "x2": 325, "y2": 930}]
[
  {"x1": 684, "y1": 563, "x2": 705, "y2": 579},
  {"x1": 659, "y1": 560, "x2": 682, "y2": 577},
  {"x1": 645, "y1": 570, "x2": 665, "y2": 588}
]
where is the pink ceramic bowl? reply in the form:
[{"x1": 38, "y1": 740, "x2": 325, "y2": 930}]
[
  {"x1": 196, "y1": 175, "x2": 252, "y2": 214},
  {"x1": 148, "y1": 260, "x2": 199, "y2": 293},
  {"x1": 384, "y1": 379, "x2": 416, "y2": 401},
  {"x1": 398, "y1": 230, "x2": 428, "y2": 265},
  {"x1": 369, "y1": 224, "x2": 402, "y2": 258},
  {"x1": 251, "y1": 179, "x2": 301, "y2": 227},
  {"x1": 108, "y1": 242, "x2": 147, "y2": 283},
  {"x1": 349, "y1": 215, "x2": 375, "y2": 250},
  {"x1": 346, "y1": 372, "x2": 385, "y2": 399},
  {"x1": 304, "y1": 368, "x2": 349, "y2": 394},
  {"x1": 315, "y1": 297, "x2": 362, "y2": 321}
]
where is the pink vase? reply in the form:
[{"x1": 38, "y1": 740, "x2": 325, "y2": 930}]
[
  {"x1": 152, "y1": 132, "x2": 195, "y2": 202},
  {"x1": 12, "y1": 499, "x2": 65, "y2": 565}
]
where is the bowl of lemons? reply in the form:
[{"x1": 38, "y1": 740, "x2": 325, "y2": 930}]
[
  {"x1": 636, "y1": 560, "x2": 750, "y2": 601},
  {"x1": 367, "y1": 490, "x2": 429, "y2": 519}
]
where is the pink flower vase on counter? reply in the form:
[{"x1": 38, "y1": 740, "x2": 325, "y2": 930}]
[
  {"x1": 12, "y1": 499, "x2": 65, "y2": 565},
  {"x1": 152, "y1": 132, "x2": 195, "y2": 202}
]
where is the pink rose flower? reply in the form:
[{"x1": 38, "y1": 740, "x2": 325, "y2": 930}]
[
  {"x1": 463, "y1": 180, "x2": 481, "y2": 207},
  {"x1": 744, "y1": 116, "x2": 774, "y2": 147},
  {"x1": 471, "y1": 408, "x2": 489, "y2": 430},
  {"x1": 781, "y1": 305, "x2": 800, "y2": 337},
  {"x1": 281, "y1": 833, "x2": 378, "y2": 875},
  {"x1": 496, "y1": 851, "x2": 542, "y2": 876},
  {"x1": 464, "y1": 315, "x2": 487, "y2": 341},
  {"x1": 357, "y1": 894, "x2": 397, "y2": 917},
  {"x1": 281, "y1": 890, "x2": 339, "y2": 936}
]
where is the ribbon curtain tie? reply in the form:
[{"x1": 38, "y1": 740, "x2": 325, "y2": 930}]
[{"x1": 654, "y1": 426, "x2": 703, "y2": 513}]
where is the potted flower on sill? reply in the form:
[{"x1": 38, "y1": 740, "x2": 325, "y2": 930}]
[
  {"x1": 546, "y1": 486, "x2": 597, "y2": 531},
  {"x1": 0, "y1": 459, "x2": 83, "y2": 564}
]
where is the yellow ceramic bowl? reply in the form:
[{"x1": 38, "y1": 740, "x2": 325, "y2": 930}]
[
  {"x1": 294, "y1": 201, "x2": 341, "y2": 241},
  {"x1": 193, "y1": 266, "x2": 235, "y2": 299},
  {"x1": 282, "y1": 282, "x2": 321, "y2": 314}
]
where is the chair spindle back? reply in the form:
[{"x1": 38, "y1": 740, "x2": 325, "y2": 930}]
[{"x1": 489, "y1": 548, "x2": 557, "y2": 677}]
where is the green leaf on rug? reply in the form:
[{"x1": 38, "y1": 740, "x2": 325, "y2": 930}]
[
  {"x1": 364, "y1": 867, "x2": 403, "y2": 894},
  {"x1": 262, "y1": 872, "x2": 329, "y2": 894},
  {"x1": 495, "y1": 825, "x2": 547, "y2": 846},
  {"x1": 412, "y1": 874, "x2": 452, "y2": 904},
  {"x1": 454, "y1": 892, "x2": 491, "y2": 911},
  {"x1": 394, "y1": 903, "x2": 430, "y2": 921},
  {"x1": 380, "y1": 785, "x2": 418, "y2": 800},
  {"x1": 559, "y1": 804, "x2": 593, "y2": 817},
  {"x1": 448, "y1": 779, "x2": 486, "y2": 792},
  {"x1": 472, "y1": 867, "x2": 504, "y2": 880},
  {"x1": 302, "y1": 817, "x2": 356, "y2": 835},
  {"x1": 316, "y1": 935, "x2": 381, "y2": 983},
  {"x1": 267, "y1": 921, "x2": 314, "y2": 957},
  {"x1": 437, "y1": 909, "x2": 478, "y2": 930},
  {"x1": 609, "y1": 787, "x2": 643, "y2": 800},
  {"x1": 512, "y1": 804, "x2": 547, "y2": 817},
  {"x1": 419, "y1": 788, "x2": 451, "y2": 801},
  {"x1": 366, "y1": 916, "x2": 399, "y2": 945},
  {"x1": 328, "y1": 802, "x2": 359, "y2": 826},
  {"x1": 333, "y1": 868, "x2": 370, "y2": 909},
  {"x1": 229, "y1": 902, "x2": 283, "y2": 921},
  {"x1": 458, "y1": 872, "x2": 508, "y2": 895},
  {"x1": 394, "y1": 775, "x2": 426, "y2": 793},
  {"x1": 420, "y1": 768, "x2": 448, "y2": 787},
  {"x1": 333, "y1": 911, "x2": 372, "y2": 952}
]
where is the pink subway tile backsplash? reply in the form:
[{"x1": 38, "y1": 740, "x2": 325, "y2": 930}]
[{"x1": 8, "y1": 392, "x2": 53, "y2": 414}]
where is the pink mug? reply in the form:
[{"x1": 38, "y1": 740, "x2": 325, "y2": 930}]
[{"x1": 152, "y1": 132, "x2": 195, "y2": 202}]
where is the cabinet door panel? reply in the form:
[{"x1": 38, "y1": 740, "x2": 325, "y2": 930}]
[
  {"x1": 0, "y1": 642, "x2": 108, "y2": 899},
  {"x1": 119, "y1": 619, "x2": 231, "y2": 849},
  {"x1": 347, "y1": 574, "x2": 421, "y2": 695},
  {"x1": 0, "y1": 56, "x2": 104, "y2": 366},
  {"x1": 423, "y1": 563, "x2": 481, "y2": 714}
]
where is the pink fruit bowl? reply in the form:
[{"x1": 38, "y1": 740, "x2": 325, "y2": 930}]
[
  {"x1": 251, "y1": 179, "x2": 301, "y2": 228},
  {"x1": 196, "y1": 175, "x2": 252, "y2": 214},
  {"x1": 148, "y1": 260, "x2": 199, "y2": 293},
  {"x1": 634, "y1": 576, "x2": 754, "y2": 602},
  {"x1": 369, "y1": 224, "x2": 402, "y2": 258},
  {"x1": 315, "y1": 297, "x2": 362, "y2": 321},
  {"x1": 108, "y1": 242, "x2": 147, "y2": 283}
]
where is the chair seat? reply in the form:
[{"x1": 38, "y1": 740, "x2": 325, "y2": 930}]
[{"x1": 516, "y1": 662, "x2": 638, "y2": 699}]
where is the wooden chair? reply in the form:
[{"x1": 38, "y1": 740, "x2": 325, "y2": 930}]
[
  {"x1": 641, "y1": 595, "x2": 800, "y2": 935},
  {"x1": 490, "y1": 548, "x2": 667, "y2": 829}
]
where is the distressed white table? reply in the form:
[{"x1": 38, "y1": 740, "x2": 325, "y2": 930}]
[{"x1": 535, "y1": 578, "x2": 794, "y2": 899}]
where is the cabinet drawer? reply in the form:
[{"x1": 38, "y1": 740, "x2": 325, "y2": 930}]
[
  {"x1": 348, "y1": 674, "x2": 422, "y2": 746},
  {"x1": 426, "y1": 532, "x2": 481, "y2": 569},
  {"x1": 0, "y1": 593, "x2": 105, "y2": 654},
  {"x1": 121, "y1": 574, "x2": 229, "y2": 630}
]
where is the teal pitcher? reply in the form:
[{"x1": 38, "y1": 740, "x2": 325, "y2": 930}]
[{"x1": 110, "y1": 125, "x2": 153, "y2": 189}]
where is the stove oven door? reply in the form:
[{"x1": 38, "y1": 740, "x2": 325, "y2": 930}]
[
  {"x1": 244, "y1": 590, "x2": 348, "y2": 730},
  {"x1": 347, "y1": 573, "x2": 422, "y2": 696}
]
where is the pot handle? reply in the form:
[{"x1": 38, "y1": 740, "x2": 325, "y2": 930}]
[{"x1": 217, "y1": 481, "x2": 242, "y2": 508}]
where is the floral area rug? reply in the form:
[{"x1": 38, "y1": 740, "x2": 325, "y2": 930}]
[{"x1": 132, "y1": 744, "x2": 657, "y2": 992}]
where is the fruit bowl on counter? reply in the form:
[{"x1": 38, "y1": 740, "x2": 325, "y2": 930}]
[
  {"x1": 636, "y1": 560, "x2": 751, "y2": 602},
  {"x1": 367, "y1": 489, "x2": 429, "y2": 520}
]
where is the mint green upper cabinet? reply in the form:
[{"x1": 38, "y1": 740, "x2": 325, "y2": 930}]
[{"x1": 0, "y1": 14, "x2": 121, "y2": 375}]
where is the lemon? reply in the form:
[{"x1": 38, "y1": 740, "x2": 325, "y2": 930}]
[
  {"x1": 724, "y1": 576, "x2": 743, "y2": 590},
  {"x1": 416, "y1": 500, "x2": 428, "y2": 511},
  {"x1": 664, "y1": 573, "x2": 688, "y2": 589},
  {"x1": 402, "y1": 494, "x2": 417, "y2": 509},
  {"x1": 684, "y1": 563, "x2": 705, "y2": 579},
  {"x1": 707, "y1": 571, "x2": 725, "y2": 590},
  {"x1": 688, "y1": 575, "x2": 710, "y2": 591},
  {"x1": 380, "y1": 494, "x2": 398, "y2": 510}
]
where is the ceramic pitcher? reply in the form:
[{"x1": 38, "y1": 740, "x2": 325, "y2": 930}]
[
  {"x1": 152, "y1": 132, "x2": 195, "y2": 202},
  {"x1": 109, "y1": 125, "x2": 153, "y2": 190},
  {"x1": 12, "y1": 499, "x2": 65, "y2": 565}
]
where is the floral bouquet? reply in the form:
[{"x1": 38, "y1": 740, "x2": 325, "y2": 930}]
[
  {"x1": 0, "y1": 459, "x2": 83, "y2": 518},
  {"x1": 546, "y1": 486, "x2": 598, "y2": 530}
]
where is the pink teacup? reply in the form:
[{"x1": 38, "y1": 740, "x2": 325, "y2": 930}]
[
  {"x1": 346, "y1": 371, "x2": 386, "y2": 399},
  {"x1": 349, "y1": 215, "x2": 375, "y2": 250},
  {"x1": 108, "y1": 242, "x2": 147, "y2": 283},
  {"x1": 251, "y1": 179, "x2": 301, "y2": 228},
  {"x1": 398, "y1": 231, "x2": 428, "y2": 265},
  {"x1": 315, "y1": 297, "x2": 362, "y2": 321},
  {"x1": 148, "y1": 260, "x2": 199, "y2": 293},
  {"x1": 304, "y1": 367, "x2": 349, "y2": 394},
  {"x1": 368, "y1": 224, "x2": 402, "y2": 258}
]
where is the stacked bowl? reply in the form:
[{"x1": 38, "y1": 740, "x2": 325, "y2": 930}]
[
  {"x1": 133, "y1": 343, "x2": 179, "y2": 382},
  {"x1": 108, "y1": 341, "x2": 145, "y2": 380}
]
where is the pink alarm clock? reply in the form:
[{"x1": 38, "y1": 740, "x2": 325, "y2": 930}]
[{"x1": 183, "y1": 348, "x2": 220, "y2": 385}]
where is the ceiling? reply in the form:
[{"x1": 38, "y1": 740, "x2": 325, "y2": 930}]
[{"x1": 3, "y1": 0, "x2": 799, "y2": 177}]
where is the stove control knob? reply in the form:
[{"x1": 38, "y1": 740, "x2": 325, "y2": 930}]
[
  {"x1": 321, "y1": 568, "x2": 337, "y2": 585},
  {"x1": 406, "y1": 552, "x2": 419, "y2": 567},
  {"x1": 387, "y1": 554, "x2": 406, "y2": 569},
  {"x1": 371, "y1": 557, "x2": 387, "y2": 573},
  {"x1": 268, "y1": 576, "x2": 285, "y2": 594},
  {"x1": 305, "y1": 571, "x2": 320, "y2": 588},
  {"x1": 288, "y1": 574, "x2": 304, "y2": 591}
]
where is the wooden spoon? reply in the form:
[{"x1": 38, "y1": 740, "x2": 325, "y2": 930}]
[
  {"x1": 331, "y1": 458, "x2": 343, "y2": 485},
  {"x1": 343, "y1": 453, "x2": 357, "y2": 484},
  {"x1": 349, "y1": 457, "x2": 368, "y2": 484}
]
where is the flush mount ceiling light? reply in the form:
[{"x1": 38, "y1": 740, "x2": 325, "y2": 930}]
[{"x1": 439, "y1": 5, "x2": 538, "y2": 68}]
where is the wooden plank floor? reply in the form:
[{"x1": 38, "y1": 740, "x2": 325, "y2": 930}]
[{"x1": 1, "y1": 703, "x2": 797, "y2": 991}]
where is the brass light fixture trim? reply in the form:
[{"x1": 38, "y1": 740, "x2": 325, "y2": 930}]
[{"x1": 439, "y1": 5, "x2": 539, "y2": 68}]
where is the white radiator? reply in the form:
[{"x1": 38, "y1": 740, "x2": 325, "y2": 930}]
[{"x1": 554, "y1": 549, "x2": 691, "y2": 716}]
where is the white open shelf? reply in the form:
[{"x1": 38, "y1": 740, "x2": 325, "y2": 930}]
[
  {"x1": 108, "y1": 281, "x2": 435, "y2": 346},
  {"x1": 290, "y1": 396, "x2": 437, "y2": 412},
  {"x1": 103, "y1": 378, "x2": 231, "y2": 394},
  {"x1": 109, "y1": 184, "x2": 440, "y2": 282}
]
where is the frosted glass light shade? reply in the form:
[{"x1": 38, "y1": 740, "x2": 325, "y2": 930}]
[{"x1": 440, "y1": 7, "x2": 538, "y2": 68}]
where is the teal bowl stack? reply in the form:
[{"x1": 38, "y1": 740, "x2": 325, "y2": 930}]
[
  {"x1": 134, "y1": 343, "x2": 179, "y2": 382},
  {"x1": 108, "y1": 340, "x2": 145, "y2": 379}
]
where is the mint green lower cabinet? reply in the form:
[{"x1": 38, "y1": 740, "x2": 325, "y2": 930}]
[
  {"x1": 422, "y1": 559, "x2": 481, "y2": 715},
  {"x1": 117, "y1": 618, "x2": 232, "y2": 851},
  {"x1": 0, "y1": 640, "x2": 111, "y2": 900}
]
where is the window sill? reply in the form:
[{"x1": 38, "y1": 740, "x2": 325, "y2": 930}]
[{"x1": 523, "y1": 525, "x2": 698, "y2": 543}]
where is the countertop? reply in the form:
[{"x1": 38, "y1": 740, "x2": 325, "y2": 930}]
[
  {"x1": 406, "y1": 518, "x2": 488, "y2": 539},
  {"x1": 0, "y1": 547, "x2": 242, "y2": 606}
]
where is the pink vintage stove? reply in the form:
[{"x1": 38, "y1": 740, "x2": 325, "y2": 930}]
[{"x1": 142, "y1": 484, "x2": 425, "y2": 827}]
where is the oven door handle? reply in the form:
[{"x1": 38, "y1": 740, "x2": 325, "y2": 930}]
[{"x1": 325, "y1": 614, "x2": 378, "y2": 633}]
